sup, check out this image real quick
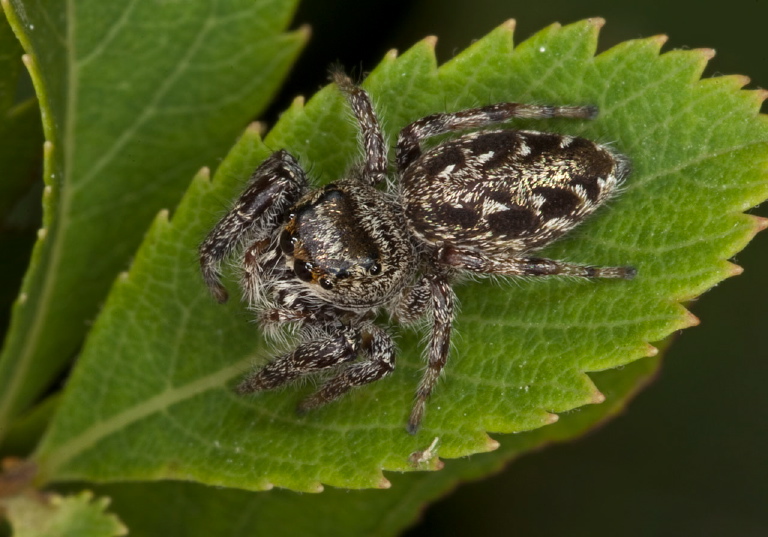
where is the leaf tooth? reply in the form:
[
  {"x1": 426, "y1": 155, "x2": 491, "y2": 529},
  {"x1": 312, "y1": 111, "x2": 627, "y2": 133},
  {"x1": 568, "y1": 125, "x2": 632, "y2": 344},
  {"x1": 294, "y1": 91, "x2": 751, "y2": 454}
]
[
  {"x1": 645, "y1": 344, "x2": 660, "y2": 357},
  {"x1": 695, "y1": 47, "x2": 716, "y2": 61},
  {"x1": 484, "y1": 435, "x2": 501, "y2": 451},
  {"x1": 422, "y1": 35, "x2": 437, "y2": 49},
  {"x1": 194, "y1": 167, "x2": 211, "y2": 183},
  {"x1": 291, "y1": 95, "x2": 306, "y2": 109},
  {"x1": 307, "y1": 482, "x2": 324, "y2": 493},
  {"x1": 156, "y1": 208, "x2": 170, "y2": 224},
  {"x1": 591, "y1": 389, "x2": 606, "y2": 404},
  {"x1": 377, "y1": 476, "x2": 392, "y2": 489},
  {"x1": 752, "y1": 215, "x2": 768, "y2": 232},
  {"x1": 681, "y1": 308, "x2": 701, "y2": 329},
  {"x1": 544, "y1": 413, "x2": 559, "y2": 425},
  {"x1": 384, "y1": 48, "x2": 399, "y2": 61},
  {"x1": 649, "y1": 34, "x2": 670, "y2": 50},
  {"x1": 587, "y1": 17, "x2": 606, "y2": 30},
  {"x1": 246, "y1": 121, "x2": 267, "y2": 137},
  {"x1": 500, "y1": 18, "x2": 516, "y2": 32},
  {"x1": 724, "y1": 261, "x2": 744, "y2": 277},
  {"x1": 296, "y1": 23, "x2": 312, "y2": 43}
]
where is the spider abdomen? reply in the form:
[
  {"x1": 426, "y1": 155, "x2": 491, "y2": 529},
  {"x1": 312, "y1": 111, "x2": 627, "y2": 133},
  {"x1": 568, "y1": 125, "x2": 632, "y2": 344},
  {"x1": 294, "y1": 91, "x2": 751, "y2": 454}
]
[{"x1": 402, "y1": 129, "x2": 629, "y2": 253}]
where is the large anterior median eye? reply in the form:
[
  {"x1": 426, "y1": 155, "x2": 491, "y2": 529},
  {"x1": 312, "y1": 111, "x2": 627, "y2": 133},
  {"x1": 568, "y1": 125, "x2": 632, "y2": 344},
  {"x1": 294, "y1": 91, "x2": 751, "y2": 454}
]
[
  {"x1": 293, "y1": 259, "x2": 313, "y2": 282},
  {"x1": 369, "y1": 262, "x2": 382, "y2": 276},
  {"x1": 279, "y1": 229, "x2": 295, "y2": 255}
]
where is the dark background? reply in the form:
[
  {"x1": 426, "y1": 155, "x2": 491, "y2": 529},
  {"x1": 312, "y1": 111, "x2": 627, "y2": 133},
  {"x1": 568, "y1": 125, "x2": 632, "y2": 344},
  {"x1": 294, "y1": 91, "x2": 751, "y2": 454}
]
[{"x1": 273, "y1": 1, "x2": 768, "y2": 535}]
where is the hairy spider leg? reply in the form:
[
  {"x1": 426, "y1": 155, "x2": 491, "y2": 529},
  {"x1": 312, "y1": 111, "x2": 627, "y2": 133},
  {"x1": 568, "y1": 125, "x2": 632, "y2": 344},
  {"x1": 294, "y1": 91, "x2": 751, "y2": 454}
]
[
  {"x1": 298, "y1": 325, "x2": 396, "y2": 413},
  {"x1": 440, "y1": 246, "x2": 637, "y2": 280},
  {"x1": 236, "y1": 326, "x2": 361, "y2": 392},
  {"x1": 332, "y1": 71, "x2": 388, "y2": 186},
  {"x1": 408, "y1": 277, "x2": 455, "y2": 434},
  {"x1": 396, "y1": 102, "x2": 597, "y2": 171},
  {"x1": 199, "y1": 150, "x2": 307, "y2": 302}
]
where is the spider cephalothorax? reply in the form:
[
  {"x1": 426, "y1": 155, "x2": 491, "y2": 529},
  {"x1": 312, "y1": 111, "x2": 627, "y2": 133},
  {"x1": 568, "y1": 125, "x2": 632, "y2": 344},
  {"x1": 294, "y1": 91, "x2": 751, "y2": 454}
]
[{"x1": 199, "y1": 71, "x2": 635, "y2": 433}]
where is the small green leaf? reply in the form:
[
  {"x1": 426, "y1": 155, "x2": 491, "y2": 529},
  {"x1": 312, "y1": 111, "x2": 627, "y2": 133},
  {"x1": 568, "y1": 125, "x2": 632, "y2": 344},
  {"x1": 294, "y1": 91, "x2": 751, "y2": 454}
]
[
  {"x1": 2, "y1": 490, "x2": 126, "y2": 537},
  {"x1": 33, "y1": 19, "x2": 768, "y2": 491},
  {"x1": 0, "y1": 0, "x2": 307, "y2": 440}
]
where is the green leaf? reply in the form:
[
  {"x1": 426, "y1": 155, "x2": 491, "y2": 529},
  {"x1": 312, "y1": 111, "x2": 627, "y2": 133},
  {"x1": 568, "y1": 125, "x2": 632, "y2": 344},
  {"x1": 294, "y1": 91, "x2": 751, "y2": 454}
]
[
  {"x1": 0, "y1": 0, "x2": 307, "y2": 439},
  {"x1": 0, "y1": 11, "x2": 42, "y2": 222},
  {"x1": 32, "y1": 19, "x2": 768, "y2": 491},
  {"x1": 93, "y1": 355, "x2": 659, "y2": 537},
  {"x1": 2, "y1": 490, "x2": 126, "y2": 537}
]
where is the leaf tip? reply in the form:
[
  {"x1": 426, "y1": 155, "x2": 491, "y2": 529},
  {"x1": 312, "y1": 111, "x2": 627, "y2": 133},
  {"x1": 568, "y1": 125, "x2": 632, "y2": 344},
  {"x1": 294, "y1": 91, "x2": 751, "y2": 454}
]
[
  {"x1": 485, "y1": 436, "x2": 501, "y2": 451},
  {"x1": 247, "y1": 121, "x2": 266, "y2": 136},
  {"x1": 586, "y1": 17, "x2": 606, "y2": 29},
  {"x1": 725, "y1": 261, "x2": 744, "y2": 277},
  {"x1": 196, "y1": 166, "x2": 211, "y2": 182},
  {"x1": 296, "y1": 23, "x2": 312, "y2": 42},
  {"x1": 545, "y1": 413, "x2": 559, "y2": 425},
  {"x1": 645, "y1": 343, "x2": 659, "y2": 357},
  {"x1": 157, "y1": 208, "x2": 170, "y2": 223},
  {"x1": 421, "y1": 35, "x2": 438, "y2": 50},
  {"x1": 683, "y1": 309, "x2": 701, "y2": 328},
  {"x1": 753, "y1": 215, "x2": 768, "y2": 232},
  {"x1": 650, "y1": 34, "x2": 670, "y2": 48},
  {"x1": 695, "y1": 47, "x2": 717, "y2": 61},
  {"x1": 500, "y1": 18, "x2": 516, "y2": 32}
]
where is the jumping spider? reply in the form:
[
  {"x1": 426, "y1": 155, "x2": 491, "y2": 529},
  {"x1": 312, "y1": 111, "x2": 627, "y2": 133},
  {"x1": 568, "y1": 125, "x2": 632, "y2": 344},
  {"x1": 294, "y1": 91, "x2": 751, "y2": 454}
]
[{"x1": 199, "y1": 71, "x2": 635, "y2": 434}]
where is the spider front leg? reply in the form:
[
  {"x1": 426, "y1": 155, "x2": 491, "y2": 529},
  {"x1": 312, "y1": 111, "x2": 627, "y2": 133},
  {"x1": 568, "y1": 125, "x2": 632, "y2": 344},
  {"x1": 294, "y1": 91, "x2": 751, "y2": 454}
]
[
  {"x1": 393, "y1": 275, "x2": 432, "y2": 324},
  {"x1": 408, "y1": 276, "x2": 455, "y2": 434},
  {"x1": 331, "y1": 71, "x2": 388, "y2": 186},
  {"x1": 396, "y1": 102, "x2": 597, "y2": 171},
  {"x1": 439, "y1": 246, "x2": 637, "y2": 280},
  {"x1": 298, "y1": 324, "x2": 396, "y2": 413},
  {"x1": 236, "y1": 325, "x2": 361, "y2": 393},
  {"x1": 199, "y1": 150, "x2": 307, "y2": 302}
]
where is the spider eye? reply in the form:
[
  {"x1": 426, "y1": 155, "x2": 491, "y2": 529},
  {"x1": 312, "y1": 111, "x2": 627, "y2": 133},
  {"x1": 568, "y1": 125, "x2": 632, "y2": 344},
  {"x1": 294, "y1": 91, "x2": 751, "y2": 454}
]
[
  {"x1": 279, "y1": 229, "x2": 295, "y2": 255},
  {"x1": 293, "y1": 260, "x2": 313, "y2": 282},
  {"x1": 319, "y1": 277, "x2": 334, "y2": 290},
  {"x1": 369, "y1": 262, "x2": 382, "y2": 276}
]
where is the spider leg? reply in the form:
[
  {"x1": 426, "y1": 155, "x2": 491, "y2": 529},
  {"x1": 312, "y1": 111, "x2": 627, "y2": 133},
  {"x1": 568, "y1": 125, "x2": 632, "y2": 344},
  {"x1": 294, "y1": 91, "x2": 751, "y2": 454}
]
[
  {"x1": 199, "y1": 150, "x2": 307, "y2": 302},
  {"x1": 393, "y1": 275, "x2": 432, "y2": 324},
  {"x1": 408, "y1": 276, "x2": 455, "y2": 434},
  {"x1": 440, "y1": 245, "x2": 637, "y2": 280},
  {"x1": 396, "y1": 102, "x2": 597, "y2": 171},
  {"x1": 236, "y1": 326, "x2": 360, "y2": 393},
  {"x1": 298, "y1": 325, "x2": 395, "y2": 413},
  {"x1": 331, "y1": 70, "x2": 388, "y2": 186}
]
